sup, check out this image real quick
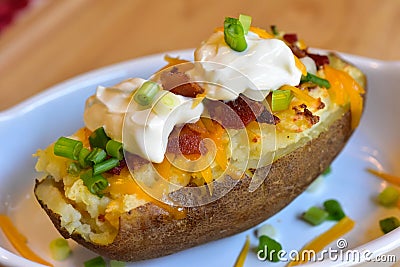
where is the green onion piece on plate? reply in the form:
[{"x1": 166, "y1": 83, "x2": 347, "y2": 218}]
[
  {"x1": 257, "y1": 235, "x2": 283, "y2": 262},
  {"x1": 89, "y1": 127, "x2": 110, "y2": 149},
  {"x1": 238, "y1": 14, "x2": 252, "y2": 34},
  {"x1": 84, "y1": 256, "x2": 106, "y2": 267},
  {"x1": 49, "y1": 238, "x2": 71, "y2": 261},
  {"x1": 323, "y1": 199, "x2": 346, "y2": 221},
  {"x1": 224, "y1": 17, "x2": 247, "y2": 52},
  {"x1": 106, "y1": 140, "x2": 124, "y2": 160},
  {"x1": 301, "y1": 72, "x2": 331, "y2": 88},
  {"x1": 322, "y1": 166, "x2": 332, "y2": 176},
  {"x1": 86, "y1": 147, "x2": 107, "y2": 164},
  {"x1": 380, "y1": 217, "x2": 400, "y2": 234},
  {"x1": 93, "y1": 157, "x2": 120, "y2": 176},
  {"x1": 110, "y1": 260, "x2": 126, "y2": 267},
  {"x1": 271, "y1": 89, "x2": 293, "y2": 112},
  {"x1": 302, "y1": 206, "x2": 328, "y2": 226},
  {"x1": 378, "y1": 186, "x2": 400, "y2": 207},
  {"x1": 54, "y1": 136, "x2": 83, "y2": 160},
  {"x1": 134, "y1": 81, "x2": 160, "y2": 106},
  {"x1": 80, "y1": 169, "x2": 108, "y2": 195}
]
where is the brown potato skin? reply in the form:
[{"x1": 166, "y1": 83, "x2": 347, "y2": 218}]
[{"x1": 35, "y1": 110, "x2": 352, "y2": 261}]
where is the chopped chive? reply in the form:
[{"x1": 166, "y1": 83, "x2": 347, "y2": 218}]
[
  {"x1": 84, "y1": 256, "x2": 106, "y2": 267},
  {"x1": 134, "y1": 81, "x2": 160, "y2": 106},
  {"x1": 67, "y1": 162, "x2": 81, "y2": 176},
  {"x1": 377, "y1": 186, "x2": 400, "y2": 207},
  {"x1": 238, "y1": 14, "x2": 252, "y2": 34},
  {"x1": 93, "y1": 158, "x2": 120, "y2": 176},
  {"x1": 89, "y1": 127, "x2": 110, "y2": 150},
  {"x1": 86, "y1": 148, "x2": 107, "y2": 164},
  {"x1": 49, "y1": 238, "x2": 71, "y2": 261},
  {"x1": 78, "y1": 147, "x2": 92, "y2": 168},
  {"x1": 301, "y1": 72, "x2": 331, "y2": 88},
  {"x1": 54, "y1": 137, "x2": 83, "y2": 160},
  {"x1": 270, "y1": 25, "x2": 279, "y2": 36},
  {"x1": 257, "y1": 235, "x2": 282, "y2": 262},
  {"x1": 323, "y1": 199, "x2": 346, "y2": 221},
  {"x1": 322, "y1": 166, "x2": 332, "y2": 176},
  {"x1": 302, "y1": 206, "x2": 328, "y2": 226},
  {"x1": 224, "y1": 17, "x2": 247, "y2": 52},
  {"x1": 110, "y1": 260, "x2": 126, "y2": 267},
  {"x1": 80, "y1": 169, "x2": 108, "y2": 196},
  {"x1": 153, "y1": 92, "x2": 180, "y2": 115},
  {"x1": 106, "y1": 140, "x2": 123, "y2": 160},
  {"x1": 380, "y1": 217, "x2": 400, "y2": 234},
  {"x1": 271, "y1": 89, "x2": 293, "y2": 112}
]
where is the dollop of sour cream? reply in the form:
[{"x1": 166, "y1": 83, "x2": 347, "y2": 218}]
[
  {"x1": 191, "y1": 31, "x2": 303, "y2": 101},
  {"x1": 84, "y1": 78, "x2": 203, "y2": 163}
]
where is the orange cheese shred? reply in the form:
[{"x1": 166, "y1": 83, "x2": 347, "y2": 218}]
[
  {"x1": 367, "y1": 169, "x2": 400, "y2": 186},
  {"x1": 0, "y1": 214, "x2": 53, "y2": 267},
  {"x1": 280, "y1": 85, "x2": 318, "y2": 107}
]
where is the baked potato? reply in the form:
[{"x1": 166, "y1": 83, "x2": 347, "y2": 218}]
[{"x1": 34, "y1": 18, "x2": 366, "y2": 262}]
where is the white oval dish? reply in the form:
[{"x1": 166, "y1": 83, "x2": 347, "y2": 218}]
[{"x1": 0, "y1": 50, "x2": 400, "y2": 267}]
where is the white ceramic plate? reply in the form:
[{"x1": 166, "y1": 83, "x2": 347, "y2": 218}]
[{"x1": 1, "y1": 50, "x2": 400, "y2": 267}]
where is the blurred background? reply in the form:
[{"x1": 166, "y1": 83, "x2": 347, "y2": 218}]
[{"x1": 0, "y1": 0, "x2": 399, "y2": 110}]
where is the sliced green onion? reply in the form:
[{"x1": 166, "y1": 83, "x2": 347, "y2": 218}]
[
  {"x1": 79, "y1": 147, "x2": 92, "y2": 168},
  {"x1": 378, "y1": 186, "x2": 400, "y2": 207},
  {"x1": 257, "y1": 235, "x2": 282, "y2": 262},
  {"x1": 84, "y1": 256, "x2": 106, "y2": 267},
  {"x1": 89, "y1": 127, "x2": 110, "y2": 150},
  {"x1": 302, "y1": 206, "x2": 328, "y2": 226},
  {"x1": 110, "y1": 260, "x2": 126, "y2": 267},
  {"x1": 271, "y1": 89, "x2": 293, "y2": 112},
  {"x1": 323, "y1": 199, "x2": 346, "y2": 221},
  {"x1": 238, "y1": 14, "x2": 252, "y2": 34},
  {"x1": 270, "y1": 25, "x2": 279, "y2": 36},
  {"x1": 80, "y1": 169, "x2": 108, "y2": 196},
  {"x1": 224, "y1": 17, "x2": 247, "y2": 52},
  {"x1": 134, "y1": 81, "x2": 160, "y2": 106},
  {"x1": 256, "y1": 223, "x2": 276, "y2": 239},
  {"x1": 54, "y1": 137, "x2": 83, "y2": 160},
  {"x1": 93, "y1": 158, "x2": 120, "y2": 176},
  {"x1": 86, "y1": 147, "x2": 107, "y2": 164},
  {"x1": 322, "y1": 166, "x2": 332, "y2": 176},
  {"x1": 379, "y1": 217, "x2": 400, "y2": 234},
  {"x1": 106, "y1": 140, "x2": 123, "y2": 160},
  {"x1": 153, "y1": 91, "x2": 180, "y2": 115},
  {"x1": 49, "y1": 238, "x2": 71, "y2": 261},
  {"x1": 67, "y1": 162, "x2": 81, "y2": 176},
  {"x1": 301, "y1": 72, "x2": 331, "y2": 88}
]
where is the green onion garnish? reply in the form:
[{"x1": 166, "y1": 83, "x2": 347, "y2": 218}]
[
  {"x1": 89, "y1": 127, "x2": 110, "y2": 150},
  {"x1": 271, "y1": 89, "x2": 293, "y2": 112},
  {"x1": 80, "y1": 169, "x2": 108, "y2": 196},
  {"x1": 224, "y1": 17, "x2": 247, "y2": 52},
  {"x1": 153, "y1": 92, "x2": 180, "y2": 115},
  {"x1": 238, "y1": 14, "x2": 252, "y2": 34},
  {"x1": 378, "y1": 186, "x2": 400, "y2": 207},
  {"x1": 302, "y1": 206, "x2": 328, "y2": 226},
  {"x1": 106, "y1": 140, "x2": 123, "y2": 160},
  {"x1": 270, "y1": 25, "x2": 279, "y2": 36},
  {"x1": 134, "y1": 81, "x2": 160, "y2": 106},
  {"x1": 301, "y1": 72, "x2": 331, "y2": 88},
  {"x1": 257, "y1": 235, "x2": 283, "y2": 262},
  {"x1": 67, "y1": 162, "x2": 81, "y2": 176},
  {"x1": 49, "y1": 238, "x2": 71, "y2": 261},
  {"x1": 110, "y1": 260, "x2": 126, "y2": 267},
  {"x1": 54, "y1": 137, "x2": 83, "y2": 160},
  {"x1": 323, "y1": 199, "x2": 346, "y2": 221},
  {"x1": 93, "y1": 158, "x2": 120, "y2": 176},
  {"x1": 379, "y1": 217, "x2": 400, "y2": 234},
  {"x1": 84, "y1": 256, "x2": 106, "y2": 267},
  {"x1": 86, "y1": 147, "x2": 107, "y2": 165},
  {"x1": 322, "y1": 166, "x2": 332, "y2": 176},
  {"x1": 78, "y1": 147, "x2": 91, "y2": 168}
]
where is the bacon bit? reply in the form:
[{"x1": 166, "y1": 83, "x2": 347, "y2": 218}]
[
  {"x1": 167, "y1": 125, "x2": 203, "y2": 155},
  {"x1": 160, "y1": 67, "x2": 204, "y2": 97},
  {"x1": 125, "y1": 152, "x2": 149, "y2": 171},
  {"x1": 98, "y1": 214, "x2": 106, "y2": 222},
  {"x1": 283, "y1": 33, "x2": 298, "y2": 44},
  {"x1": 256, "y1": 109, "x2": 280, "y2": 125},
  {"x1": 290, "y1": 45, "x2": 307, "y2": 58},
  {"x1": 207, "y1": 95, "x2": 266, "y2": 129},
  {"x1": 307, "y1": 53, "x2": 330, "y2": 68},
  {"x1": 293, "y1": 105, "x2": 320, "y2": 125},
  {"x1": 107, "y1": 159, "x2": 126, "y2": 175}
]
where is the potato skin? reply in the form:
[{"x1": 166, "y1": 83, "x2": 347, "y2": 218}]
[{"x1": 35, "y1": 111, "x2": 352, "y2": 261}]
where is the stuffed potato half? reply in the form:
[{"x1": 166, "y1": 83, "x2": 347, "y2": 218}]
[{"x1": 34, "y1": 18, "x2": 366, "y2": 262}]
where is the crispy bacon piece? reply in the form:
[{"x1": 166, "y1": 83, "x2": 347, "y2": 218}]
[
  {"x1": 206, "y1": 95, "x2": 266, "y2": 129},
  {"x1": 167, "y1": 124, "x2": 203, "y2": 155},
  {"x1": 106, "y1": 159, "x2": 126, "y2": 175},
  {"x1": 125, "y1": 153, "x2": 149, "y2": 171},
  {"x1": 160, "y1": 67, "x2": 204, "y2": 97},
  {"x1": 307, "y1": 53, "x2": 330, "y2": 68},
  {"x1": 256, "y1": 109, "x2": 280, "y2": 125},
  {"x1": 293, "y1": 104, "x2": 320, "y2": 125},
  {"x1": 283, "y1": 33, "x2": 298, "y2": 44}
]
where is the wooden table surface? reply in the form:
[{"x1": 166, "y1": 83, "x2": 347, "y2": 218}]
[{"x1": 0, "y1": 0, "x2": 399, "y2": 111}]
